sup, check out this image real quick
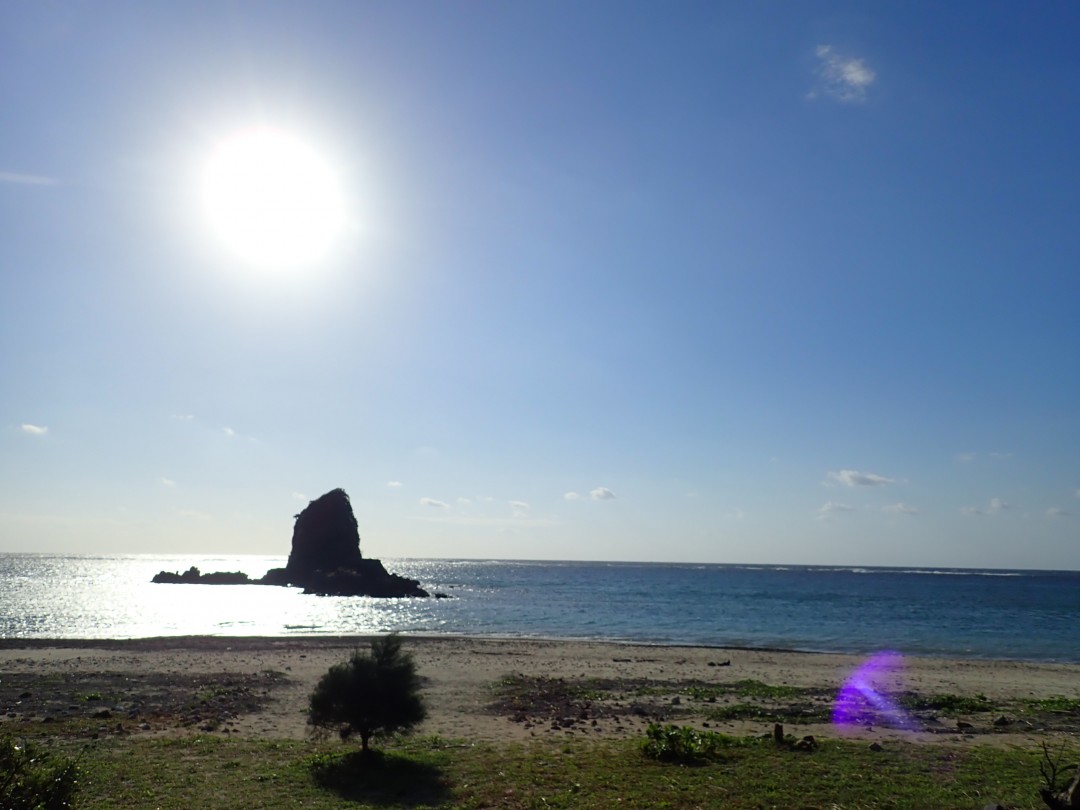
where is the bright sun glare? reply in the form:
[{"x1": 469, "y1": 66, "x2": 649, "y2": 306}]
[{"x1": 200, "y1": 126, "x2": 347, "y2": 270}]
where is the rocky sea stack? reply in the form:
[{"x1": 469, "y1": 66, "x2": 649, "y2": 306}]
[{"x1": 153, "y1": 488, "x2": 428, "y2": 598}]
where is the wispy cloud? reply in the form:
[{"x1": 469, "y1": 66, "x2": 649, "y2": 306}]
[
  {"x1": 817, "y1": 501, "x2": 855, "y2": 519},
  {"x1": 161, "y1": 477, "x2": 177, "y2": 488},
  {"x1": 564, "y1": 492, "x2": 580, "y2": 501},
  {"x1": 412, "y1": 514, "x2": 558, "y2": 529},
  {"x1": 419, "y1": 497, "x2": 448, "y2": 509},
  {"x1": 955, "y1": 451, "x2": 1011, "y2": 464},
  {"x1": 292, "y1": 491, "x2": 307, "y2": 501},
  {"x1": 20, "y1": 424, "x2": 48, "y2": 436},
  {"x1": 176, "y1": 508, "x2": 211, "y2": 521},
  {"x1": 0, "y1": 171, "x2": 59, "y2": 187},
  {"x1": 170, "y1": 413, "x2": 195, "y2": 422},
  {"x1": 222, "y1": 427, "x2": 236, "y2": 438},
  {"x1": 827, "y1": 469, "x2": 894, "y2": 487},
  {"x1": 883, "y1": 502, "x2": 918, "y2": 515},
  {"x1": 810, "y1": 45, "x2": 876, "y2": 103},
  {"x1": 590, "y1": 487, "x2": 616, "y2": 501},
  {"x1": 1046, "y1": 507, "x2": 1071, "y2": 518},
  {"x1": 386, "y1": 480, "x2": 403, "y2": 488},
  {"x1": 962, "y1": 497, "x2": 1010, "y2": 516}
]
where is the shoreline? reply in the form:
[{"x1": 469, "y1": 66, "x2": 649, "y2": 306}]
[
  {"x1": 2, "y1": 635, "x2": 1078, "y2": 748},
  {"x1": 3, "y1": 633, "x2": 1079, "y2": 666}
]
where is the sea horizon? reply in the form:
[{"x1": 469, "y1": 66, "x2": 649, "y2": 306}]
[{"x1": 3, "y1": 553, "x2": 1079, "y2": 663}]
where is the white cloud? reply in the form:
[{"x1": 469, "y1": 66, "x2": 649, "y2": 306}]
[
  {"x1": 962, "y1": 498, "x2": 1010, "y2": 516},
  {"x1": 564, "y1": 492, "x2": 580, "y2": 501},
  {"x1": 386, "y1": 481, "x2": 403, "y2": 488},
  {"x1": 291, "y1": 491, "x2": 307, "y2": 501},
  {"x1": 20, "y1": 424, "x2": 48, "y2": 435},
  {"x1": 176, "y1": 509, "x2": 211, "y2": 521},
  {"x1": 412, "y1": 514, "x2": 558, "y2": 529},
  {"x1": 956, "y1": 451, "x2": 1011, "y2": 464},
  {"x1": 509, "y1": 500, "x2": 529, "y2": 511},
  {"x1": 161, "y1": 478, "x2": 177, "y2": 488},
  {"x1": 827, "y1": 469, "x2": 894, "y2": 487},
  {"x1": 811, "y1": 45, "x2": 876, "y2": 103},
  {"x1": 0, "y1": 171, "x2": 58, "y2": 186},
  {"x1": 590, "y1": 487, "x2": 616, "y2": 501},
  {"x1": 817, "y1": 501, "x2": 855, "y2": 519},
  {"x1": 1046, "y1": 507, "x2": 1071, "y2": 518},
  {"x1": 883, "y1": 502, "x2": 918, "y2": 515},
  {"x1": 222, "y1": 427, "x2": 236, "y2": 438},
  {"x1": 419, "y1": 497, "x2": 448, "y2": 509},
  {"x1": 170, "y1": 413, "x2": 195, "y2": 422},
  {"x1": 456, "y1": 497, "x2": 472, "y2": 506}
]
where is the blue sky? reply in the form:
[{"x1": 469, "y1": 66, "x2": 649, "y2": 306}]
[{"x1": 2, "y1": 1, "x2": 1078, "y2": 568}]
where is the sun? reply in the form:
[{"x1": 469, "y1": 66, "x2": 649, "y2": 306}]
[{"x1": 200, "y1": 126, "x2": 347, "y2": 269}]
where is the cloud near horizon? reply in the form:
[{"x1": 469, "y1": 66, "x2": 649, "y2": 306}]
[
  {"x1": 818, "y1": 501, "x2": 855, "y2": 519},
  {"x1": 419, "y1": 497, "x2": 448, "y2": 508},
  {"x1": 811, "y1": 45, "x2": 876, "y2": 103},
  {"x1": 883, "y1": 502, "x2": 918, "y2": 515},
  {"x1": 828, "y1": 469, "x2": 894, "y2": 487},
  {"x1": 564, "y1": 492, "x2": 580, "y2": 501},
  {"x1": 0, "y1": 171, "x2": 59, "y2": 187},
  {"x1": 590, "y1": 487, "x2": 616, "y2": 501},
  {"x1": 20, "y1": 424, "x2": 48, "y2": 435},
  {"x1": 386, "y1": 480, "x2": 403, "y2": 488}
]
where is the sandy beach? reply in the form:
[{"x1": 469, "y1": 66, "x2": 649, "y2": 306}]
[{"x1": 1, "y1": 636, "x2": 1077, "y2": 748}]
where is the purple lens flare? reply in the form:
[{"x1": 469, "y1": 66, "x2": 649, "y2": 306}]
[{"x1": 832, "y1": 650, "x2": 915, "y2": 731}]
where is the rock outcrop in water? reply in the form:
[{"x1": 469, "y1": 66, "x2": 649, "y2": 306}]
[{"x1": 152, "y1": 488, "x2": 428, "y2": 598}]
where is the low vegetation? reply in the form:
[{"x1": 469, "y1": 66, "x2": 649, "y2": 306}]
[
  {"x1": 1, "y1": 734, "x2": 80, "y2": 809},
  {"x1": 23, "y1": 732, "x2": 1072, "y2": 809},
  {"x1": 5, "y1": 669, "x2": 1078, "y2": 808}
]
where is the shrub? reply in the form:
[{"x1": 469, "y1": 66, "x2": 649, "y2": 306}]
[
  {"x1": 641, "y1": 723, "x2": 734, "y2": 763},
  {"x1": 0, "y1": 735, "x2": 79, "y2": 809},
  {"x1": 309, "y1": 634, "x2": 427, "y2": 754}
]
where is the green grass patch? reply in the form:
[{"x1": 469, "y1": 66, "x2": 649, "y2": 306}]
[
  {"x1": 1022, "y1": 696, "x2": 1080, "y2": 714},
  {"x1": 47, "y1": 731, "x2": 1066, "y2": 809},
  {"x1": 896, "y1": 692, "x2": 997, "y2": 715}
]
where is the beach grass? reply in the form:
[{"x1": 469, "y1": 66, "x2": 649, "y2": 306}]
[{"x1": 49, "y1": 732, "x2": 1060, "y2": 809}]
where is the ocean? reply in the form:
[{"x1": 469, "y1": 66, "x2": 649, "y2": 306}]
[{"x1": 1, "y1": 554, "x2": 1078, "y2": 663}]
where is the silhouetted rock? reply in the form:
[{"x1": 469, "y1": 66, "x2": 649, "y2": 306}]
[
  {"x1": 286, "y1": 488, "x2": 365, "y2": 580},
  {"x1": 152, "y1": 488, "x2": 428, "y2": 598},
  {"x1": 152, "y1": 566, "x2": 251, "y2": 585}
]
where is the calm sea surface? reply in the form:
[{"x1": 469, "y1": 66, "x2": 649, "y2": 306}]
[{"x1": 1, "y1": 554, "x2": 1078, "y2": 662}]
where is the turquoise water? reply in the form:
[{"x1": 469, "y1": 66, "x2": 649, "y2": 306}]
[{"x1": 1, "y1": 554, "x2": 1078, "y2": 662}]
